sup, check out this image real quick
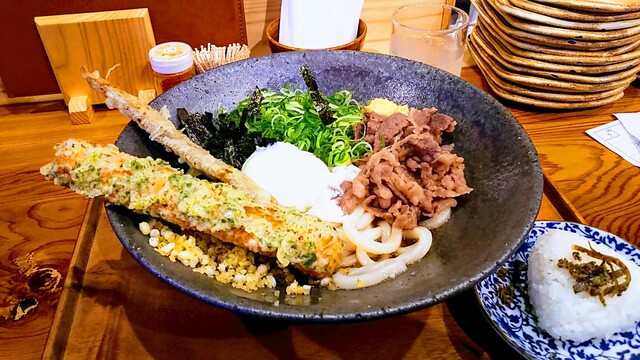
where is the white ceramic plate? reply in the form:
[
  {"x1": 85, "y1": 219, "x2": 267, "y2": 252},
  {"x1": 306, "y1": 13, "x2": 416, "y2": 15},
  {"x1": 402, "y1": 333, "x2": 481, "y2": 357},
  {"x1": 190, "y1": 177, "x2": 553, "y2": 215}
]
[{"x1": 475, "y1": 221, "x2": 640, "y2": 359}]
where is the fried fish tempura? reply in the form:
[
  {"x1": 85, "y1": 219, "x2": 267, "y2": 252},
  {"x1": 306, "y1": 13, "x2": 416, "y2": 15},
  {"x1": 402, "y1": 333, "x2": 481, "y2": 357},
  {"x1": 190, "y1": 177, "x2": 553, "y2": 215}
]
[
  {"x1": 81, "y1": 69, "x2": 273, "y2": 204},
  {"x1": 41, "y1": 139, "x2": 343, "y2": 278}
]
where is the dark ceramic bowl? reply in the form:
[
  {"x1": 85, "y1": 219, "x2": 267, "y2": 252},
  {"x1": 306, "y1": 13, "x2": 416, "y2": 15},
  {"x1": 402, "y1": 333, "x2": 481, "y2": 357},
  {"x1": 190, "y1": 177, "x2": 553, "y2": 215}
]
[{"x1": 108, "y1": 50, "x2": 542, "y2": 322}]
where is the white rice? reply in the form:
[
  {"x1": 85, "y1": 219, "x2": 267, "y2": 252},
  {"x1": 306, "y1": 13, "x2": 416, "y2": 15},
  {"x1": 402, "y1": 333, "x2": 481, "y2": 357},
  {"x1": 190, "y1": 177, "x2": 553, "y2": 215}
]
[{"x1": 527, "y1": 229, "x2": 640, "y2": 342}]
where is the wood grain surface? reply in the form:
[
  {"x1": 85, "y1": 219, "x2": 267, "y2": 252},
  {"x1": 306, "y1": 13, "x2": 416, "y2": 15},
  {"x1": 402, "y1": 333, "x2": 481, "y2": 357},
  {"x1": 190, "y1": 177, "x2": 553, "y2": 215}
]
[
  {"x1": 42, "y1": 199, "x2": 562, "y2": 360},
  {"x1": 0, "y1": 107, "x2": 129, "y2": 359},
  {"x1": 518, "y1": 95, "x2": 640, "y2": 246},
  {"x1": 2, "y1": 78, "x2": 638, "y2": 359},
  {"x1": 463, "y1": 66, "x2": 640, "y2": 246}
]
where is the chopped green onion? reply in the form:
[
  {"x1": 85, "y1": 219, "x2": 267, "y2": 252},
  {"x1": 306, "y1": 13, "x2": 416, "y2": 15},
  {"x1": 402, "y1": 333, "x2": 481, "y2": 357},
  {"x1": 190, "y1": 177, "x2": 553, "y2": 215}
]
[{"x1": 223, "y1": 83, "x2": 370, "y2": 167}]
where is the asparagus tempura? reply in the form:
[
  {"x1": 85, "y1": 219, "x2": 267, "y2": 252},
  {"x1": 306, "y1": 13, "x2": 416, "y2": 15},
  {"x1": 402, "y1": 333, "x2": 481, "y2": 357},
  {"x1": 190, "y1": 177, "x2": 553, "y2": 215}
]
[
  {"x1": 41, "y1": 139, "x2": 343, "y2": 278},
  {"x1": 81, "y1": 69, "x2": 273, "y2": 204}
]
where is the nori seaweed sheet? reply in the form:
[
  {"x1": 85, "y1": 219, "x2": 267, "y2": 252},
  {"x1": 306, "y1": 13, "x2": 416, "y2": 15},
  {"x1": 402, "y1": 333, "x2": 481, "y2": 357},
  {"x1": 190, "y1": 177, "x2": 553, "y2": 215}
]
[
  {"x1": 176, "y1": 65, "x2": 332, "y2": 169},
  {"x1": 300, "y1": 65, "x2": 334, "y2": 125},
  {"x1": 176, "y1": 108, "x2": 274, "y2": 169}
]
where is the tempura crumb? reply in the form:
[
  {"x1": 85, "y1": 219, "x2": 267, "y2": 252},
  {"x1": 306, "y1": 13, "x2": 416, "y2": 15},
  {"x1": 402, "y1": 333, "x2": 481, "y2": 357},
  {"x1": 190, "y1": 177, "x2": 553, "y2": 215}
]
[
  {"x1": 140, "y1": 220, "x2": 299, "y2": 292},
  {"x1": 286, "y1": 280, "x2": 312, "y2": 295},
  {"x1": 139, "y1": 221, "x2": 151, "y2": 235}
]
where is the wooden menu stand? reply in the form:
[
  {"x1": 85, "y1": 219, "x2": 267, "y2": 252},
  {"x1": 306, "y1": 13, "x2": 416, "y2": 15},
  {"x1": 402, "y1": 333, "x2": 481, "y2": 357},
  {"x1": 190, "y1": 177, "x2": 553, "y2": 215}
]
[
  {"x1": 35, "y1": 9, "x2": 157, "y2": 124},
  {"x1": 137, "y1": 89, "x2": 157, "y2": 105},
  {"x1": 68, "y1": 95, "x2": 94, "y2": 125}
]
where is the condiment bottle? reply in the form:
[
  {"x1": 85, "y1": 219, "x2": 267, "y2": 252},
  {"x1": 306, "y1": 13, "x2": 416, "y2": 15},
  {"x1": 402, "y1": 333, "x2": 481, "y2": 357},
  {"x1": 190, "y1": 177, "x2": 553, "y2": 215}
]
[{"x1": 148, "y1": 42, "x2": 196, "y2": 94}]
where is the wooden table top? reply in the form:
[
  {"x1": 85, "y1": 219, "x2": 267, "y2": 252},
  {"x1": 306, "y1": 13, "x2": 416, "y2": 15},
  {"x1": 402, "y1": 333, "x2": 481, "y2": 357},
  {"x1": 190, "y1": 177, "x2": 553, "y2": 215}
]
[{"x1": 1, "y1": 66, "x2": 639, "y2": 359}]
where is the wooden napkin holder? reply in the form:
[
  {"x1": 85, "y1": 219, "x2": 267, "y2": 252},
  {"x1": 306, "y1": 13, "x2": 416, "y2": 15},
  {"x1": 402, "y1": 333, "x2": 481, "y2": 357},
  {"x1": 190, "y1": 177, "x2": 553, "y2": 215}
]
[{"x1": 35, "y1": 9, "x2": 157, "y2": 124}]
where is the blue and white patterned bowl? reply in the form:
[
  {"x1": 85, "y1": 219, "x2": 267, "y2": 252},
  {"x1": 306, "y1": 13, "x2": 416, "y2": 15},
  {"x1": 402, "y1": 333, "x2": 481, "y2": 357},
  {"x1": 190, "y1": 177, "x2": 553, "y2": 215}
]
[{"x1": 475, "y1": 221, "x2": 640, "y2": 360}]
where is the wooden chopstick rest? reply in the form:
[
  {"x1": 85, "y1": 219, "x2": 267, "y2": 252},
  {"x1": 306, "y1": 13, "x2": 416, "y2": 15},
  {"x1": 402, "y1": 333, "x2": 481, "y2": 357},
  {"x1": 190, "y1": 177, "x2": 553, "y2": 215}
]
[
  {"x1": 475, "y1": 24, "x2": 640, "y2": 66},
  {"x1": 531, "y1": 0, "x2": 640, "y2": 13},
  {"x1": 507, "y1": 0, "x2": 640, "y2": 22},
  {"x1": 493, "y1": 0, "x2": 640, "y2": 30},
  {"x1": 470, "y1": 44, "x2": 627, "y2": 109},
  {"x1": 478, "y1": 12, "x2": 640, "y2": 57},
  {"x1": 472, "y1": 25, "x2": 640, "y2": 81},
  {"x1": 473, "y1": 0, "x2": 640, "y2": 50}
]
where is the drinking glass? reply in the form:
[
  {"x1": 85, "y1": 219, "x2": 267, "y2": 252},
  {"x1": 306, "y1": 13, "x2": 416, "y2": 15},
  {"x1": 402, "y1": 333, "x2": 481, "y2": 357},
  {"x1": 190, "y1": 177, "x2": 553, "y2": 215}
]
[{"x1": 390, "y1": 3, "x2": 469, "y2": 76}]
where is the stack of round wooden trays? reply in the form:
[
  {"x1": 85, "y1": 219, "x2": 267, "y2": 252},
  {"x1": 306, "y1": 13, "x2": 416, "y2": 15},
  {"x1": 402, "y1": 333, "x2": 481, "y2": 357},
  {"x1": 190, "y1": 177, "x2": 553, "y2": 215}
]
[{"x1": 468, "y1": 0, "x2": 640, "y2": 109}]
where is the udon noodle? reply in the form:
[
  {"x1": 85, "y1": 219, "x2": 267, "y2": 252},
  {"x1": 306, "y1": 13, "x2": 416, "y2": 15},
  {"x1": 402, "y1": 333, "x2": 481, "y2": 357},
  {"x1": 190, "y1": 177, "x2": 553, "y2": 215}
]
[{"x1": 331, "y1": 206, "x2": 451, "y2": 289}]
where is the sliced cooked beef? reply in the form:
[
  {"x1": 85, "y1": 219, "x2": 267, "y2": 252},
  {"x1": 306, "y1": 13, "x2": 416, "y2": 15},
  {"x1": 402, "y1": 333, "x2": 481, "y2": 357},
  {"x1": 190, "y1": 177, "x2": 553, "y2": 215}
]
[{"x1": 340, "y1": 108, "x2": 471, "y2": 230}]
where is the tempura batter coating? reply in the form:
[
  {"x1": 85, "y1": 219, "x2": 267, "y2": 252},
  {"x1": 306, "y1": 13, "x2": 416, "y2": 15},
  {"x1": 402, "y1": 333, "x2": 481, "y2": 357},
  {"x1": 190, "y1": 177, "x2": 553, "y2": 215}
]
[
  {"x1": 81, "y1": 69, "x2": 273, "y2": 205},
  {"x1": 41, "y1": 139, "x2": 342, "y2": 278}
]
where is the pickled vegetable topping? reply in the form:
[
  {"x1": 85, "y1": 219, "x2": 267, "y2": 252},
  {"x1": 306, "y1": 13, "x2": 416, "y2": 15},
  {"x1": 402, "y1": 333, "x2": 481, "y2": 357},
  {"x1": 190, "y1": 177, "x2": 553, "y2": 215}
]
[{"x1": 557, "y1": 243, "x2": 631, "y2": 306}]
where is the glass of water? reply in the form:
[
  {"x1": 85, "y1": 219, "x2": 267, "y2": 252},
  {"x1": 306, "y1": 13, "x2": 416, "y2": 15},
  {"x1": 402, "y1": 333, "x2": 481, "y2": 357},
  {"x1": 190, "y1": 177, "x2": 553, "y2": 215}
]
[{"x1": 390, "y1": 3, "x2": 469, "y2": 76}]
